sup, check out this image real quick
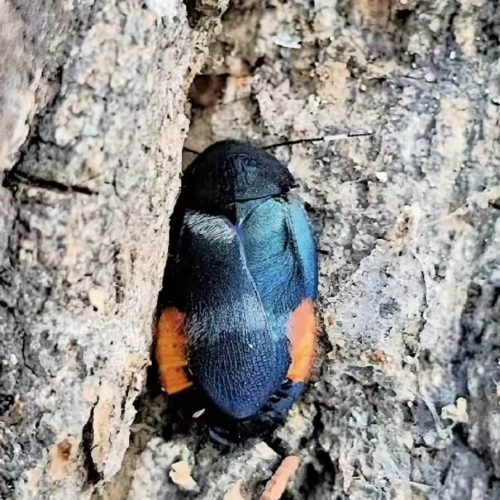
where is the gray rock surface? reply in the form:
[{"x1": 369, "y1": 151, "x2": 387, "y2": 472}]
[{"x1": 2, "y1": 0, "x2": 500, "y2": 499}]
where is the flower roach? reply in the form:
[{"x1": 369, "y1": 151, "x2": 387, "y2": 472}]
[{"x1": 156, "y1": 140, "x2": 318, "y2": 442}]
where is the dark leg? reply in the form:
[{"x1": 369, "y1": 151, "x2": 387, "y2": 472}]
[{"x1": 256, "y1": 379, "x2": 305, "y2": 424}]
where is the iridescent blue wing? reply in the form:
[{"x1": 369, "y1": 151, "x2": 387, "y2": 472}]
[
  {"x1": 240, "y1": 198, "x2": 318, "y2": 327},
  {"x1": 239, "y1": 198, "x2": 318, "y2": 420},
  {"x1": 174, "y1": 209, "x2": 290, "y2": 419}
]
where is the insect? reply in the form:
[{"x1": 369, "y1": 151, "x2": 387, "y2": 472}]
[{"x1": 156, "y1": 140, "x2": 318, "y2": 441}]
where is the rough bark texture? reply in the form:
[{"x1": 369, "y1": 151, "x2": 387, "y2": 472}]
[
  {"x1": 0, "y1": 0, "x2": 227, "y2": 497},
  {"x1": 1, "y1": 0, "x2": 500, "y2": 499}
]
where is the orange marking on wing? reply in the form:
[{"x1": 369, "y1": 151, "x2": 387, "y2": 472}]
[
  {"x1": 156, "y1": 307, "x2": 193, "y2": 395},
  {"x1": 286, "y1": 299, "x2": 317, "y2": 383}
]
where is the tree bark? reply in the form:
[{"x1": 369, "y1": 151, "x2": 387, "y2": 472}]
[
  {"x1": 115, "y1": 1, "x2": 500, "y2": 499},
  {"x1": 2, "y1": 0, "x2": 500, "y2": 499},
  {"x1": 0, "y1": 0, "x2": 227, "y2": 497}
]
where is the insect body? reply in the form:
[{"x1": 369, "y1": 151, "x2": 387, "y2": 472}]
[{"x1": 156, "y1": 140, "x2": 318, "y2": 434}]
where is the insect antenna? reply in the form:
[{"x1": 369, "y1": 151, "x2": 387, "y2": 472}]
[
  {"x1": 262, "y1": 130, "x2": 373, "y2": 150},
  {"x1": 182, "y1": 130, "x2": 374, "y2": 156},
  {"x1": 183, "y1": 146, "x2": 201, "y2": 155}
]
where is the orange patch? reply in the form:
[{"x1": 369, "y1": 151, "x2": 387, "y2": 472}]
[
  {"x1": 286, "y1": 299, "x2": 317, "y2": 383},
  {"x1": 156, "y1": 307, "x2": 193, "y2": 394}
]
